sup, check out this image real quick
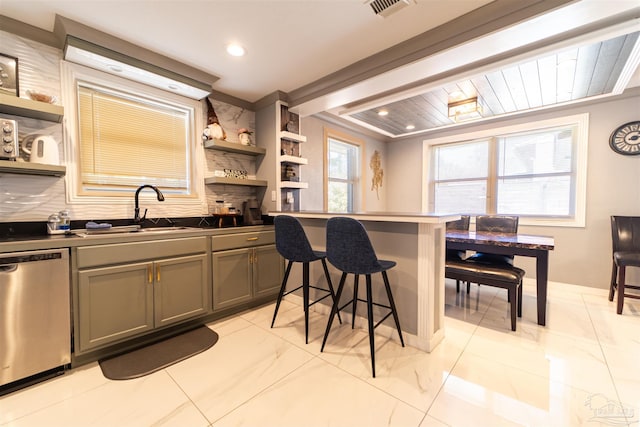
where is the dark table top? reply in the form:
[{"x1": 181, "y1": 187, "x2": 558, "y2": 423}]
[{"x1": 446, "y1": 230, "x2": 555, "y2": 251}]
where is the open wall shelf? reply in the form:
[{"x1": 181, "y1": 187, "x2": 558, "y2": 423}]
[
  {"x1": 0, "y1": 94, "x2": 64, "y2": 123},
  {"x1": 0, "y1": 160, "x2": 66, "y2": 177},
  {"x1": 205, "y1": 176, "x2": 268, "y2": 187},
  {"x1": 204, "y1": 138, "x2": 266, "y2": 156}
]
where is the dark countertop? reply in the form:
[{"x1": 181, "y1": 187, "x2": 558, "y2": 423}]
[{"x1": 0, "y1": 217, "x2": 274, "y2": 253}]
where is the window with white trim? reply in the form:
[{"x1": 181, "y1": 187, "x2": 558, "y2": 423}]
[
  {"x1": 324, "y1": 128, "x2": 364, "y2": 212},
  {"x1": 427, "y1": 114, "x2": 588, "y2": 227},
  {"x1": 61, "y1": 61, "x2": 202, "y2": 203}
]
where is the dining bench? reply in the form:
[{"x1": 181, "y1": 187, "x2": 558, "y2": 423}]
[{"x1": 445, "y1": 259, "x2": 524, "y2": 331}]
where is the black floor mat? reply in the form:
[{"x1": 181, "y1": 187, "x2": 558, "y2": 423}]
[{"x1": 99, "y1": 326, "x2": 219, "y2": 380}]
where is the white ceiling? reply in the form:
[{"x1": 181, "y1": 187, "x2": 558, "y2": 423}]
[
  {"x1": 0, "y1": 0, "x2": 493, "y2": 102},
  {"x1": 2, "y1": 0, "x2": 639, "y2": 137}
]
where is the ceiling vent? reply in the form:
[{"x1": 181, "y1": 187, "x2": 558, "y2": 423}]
[{"x1": 366, "y1": 0, "x2": 413, "y2": 18}]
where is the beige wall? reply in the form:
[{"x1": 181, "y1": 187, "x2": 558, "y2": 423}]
[
  {"x1": 300, "y1": 116, "x2": 388, "y2": 212},
  {"x1": 387, "y1": 88, "x2": 640, "y2": 289}
]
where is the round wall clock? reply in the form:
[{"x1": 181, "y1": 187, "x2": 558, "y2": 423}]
[{"x1": 609, "y1": 121, "x2": 640, "y2": 156}]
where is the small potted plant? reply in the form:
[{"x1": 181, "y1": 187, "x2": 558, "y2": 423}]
[{"x1": 238, "y1": 128, "x2": 253, "y2": 146}]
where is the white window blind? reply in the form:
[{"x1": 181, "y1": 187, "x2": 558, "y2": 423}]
[
  {"x1": 433, "y1": 139, "x2": 489, "y2": 214},
  {"x1": 429, "y1": 115, "x2": 587, "y2": 225},
  {"x1": 77, "y1": 84, "x2": 190, "y2": 194},
  {"x1": 496, "y1": 127, "x2": 575, "y2": 216}
]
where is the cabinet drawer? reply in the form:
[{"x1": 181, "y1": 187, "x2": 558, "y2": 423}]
[
  {"x1": 76, "y1": 237, "x2": 208, "y2": 268},
  {"x1": 212, "y1": 231, "x2": 275, "y2": 251}
]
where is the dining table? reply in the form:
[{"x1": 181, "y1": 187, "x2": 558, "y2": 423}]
[{"x1": 445, "y1": 230, "x2": 555, "y2": 326}]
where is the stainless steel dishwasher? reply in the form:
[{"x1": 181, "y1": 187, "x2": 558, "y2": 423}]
[{"x1": 0, "y1": 248, "x2": 71, "y2": 394}]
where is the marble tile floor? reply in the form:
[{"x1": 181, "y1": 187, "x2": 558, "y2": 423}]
[{"x1": 1, "y1": 279, "x2": 638, "y2": 427}]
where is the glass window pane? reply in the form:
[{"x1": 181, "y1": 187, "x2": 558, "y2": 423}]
[
  {"x1": 328, "y1": 181, "x2": 350, "y2": 212},
  {"x1": 434, "y1": 140, "x2": 488, "y2": 180},
  {"x1": 497, "y1": 176, "x2": 572, "y2": 215},
  {"x1": 498, "y1": 127, "x2": 574, "y2": 176},
  {"x1": 327, "y1": 137, "x2": 360, "y2": 212},
  {"x1": 434, "y1": 181, "x2": 487, "y2": 214},
  {"x1": 328, "y1": 148, "x2": 348, "y2": 179}
]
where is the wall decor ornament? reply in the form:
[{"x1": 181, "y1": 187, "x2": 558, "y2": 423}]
[
  {"x1": 238, "y1": 128, "x2": 252, "y2": 146},
  {"x1": 202, "y1": 97, "x2": 227, "y2": 141},
  {"x1": 609, "y1": 121, "x2": 640, "y2": 156},
  {"x1": 0, "y1": 53, "x2": 19, "y2": 97},
  {"x1": 370, "y1": 150, "x2": 383, "y2": 199}
]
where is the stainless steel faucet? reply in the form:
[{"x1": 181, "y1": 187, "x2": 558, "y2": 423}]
[{"x1": 134, "y1": 185, "x2": 165, "y2": 223}]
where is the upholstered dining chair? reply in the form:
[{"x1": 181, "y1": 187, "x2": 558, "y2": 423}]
[
  {"x1": 446, "y1": 215, "x2": 470, "y2": 293},
  {"x1": 468, "y1": 215, "x2": 519, "y2": 264},
  {"x1": 461, "y1": 215, "x2": 519, "y2": 294},
  {"x1": 321, "y1": 217, "x2": 404, "y2": 378},
  {"x1": 610, "y1": 216, "x2": 640, "y2": 314},
  {"x1": 271, "y1": 215, "x2": 341, "y2": 344}
]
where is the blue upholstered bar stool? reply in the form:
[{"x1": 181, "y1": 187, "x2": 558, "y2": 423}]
[
  {"x1": 271, "y1": 215, "x2": 341, "y2": 344},
  {"x1": 321, "y1": 217, "x2": 404, "y2": 377}
]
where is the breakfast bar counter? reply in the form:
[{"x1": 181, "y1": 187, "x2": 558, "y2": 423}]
[{"x1": 269, "y1": 211, "x2": 459, "y2": 352}]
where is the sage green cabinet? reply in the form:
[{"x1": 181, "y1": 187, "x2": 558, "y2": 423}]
[
  {"x1": 74, "y1": 237, "x2": 210, "y2": 353},
  {"x1": 212, "y1": 248, "x2": 253, "y2": 310},
  {"x1": 253, "y1": 245, "x2": 283, "y2": 298},
  {"x1": 154, "y1": 253, "x2": 209, "y2": 327},
  {"x1": 78, "y1": 261, "x2": 154, "y2": 351},
  {"x1": 212, "y1": 231, "x2": 283, "y2": 311}
]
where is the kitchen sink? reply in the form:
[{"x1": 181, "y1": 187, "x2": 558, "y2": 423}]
[
  {"x1": 137, "y1": 226, "x2": 200, "y2": 233},
  {"x1": 74, "y1": 225, "x2": 201, "y2": 236}
]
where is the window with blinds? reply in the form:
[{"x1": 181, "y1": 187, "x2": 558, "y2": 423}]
[
  {"x1": 76, "y1": 84, "x2": 192, "y2": 196},
  {"x1": 427, "y1": 114, "x2": 588, "y2": 226}
]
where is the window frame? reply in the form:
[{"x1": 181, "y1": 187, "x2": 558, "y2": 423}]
[
  {"x1": 422, "y1": 113, "x2": 589, "y2": 227},
  {"x1": 323, "y1": 127, "x2": 366, "y2": 212},
  {"x1": 61, "y1": 61, "x2": 205, "y2": 207}
]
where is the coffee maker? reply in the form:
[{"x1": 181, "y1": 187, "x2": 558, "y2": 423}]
[{"x1": 243, "y1": 197, "x2": 263, "y2": 225}]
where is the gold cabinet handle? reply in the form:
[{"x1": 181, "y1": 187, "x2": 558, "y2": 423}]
[
  {"x1": 147, "y1": 265, "x2": 153, "y2": 283},
  {"x1": 246, "y1": 237, "x2": 258, "y2": 241},
  {"x1": 156, "y1": 265, "x2": 161, "y2": 282}
]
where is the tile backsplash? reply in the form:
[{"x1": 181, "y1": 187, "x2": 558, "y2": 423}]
[{"x1": 1, "y1": 30, "x2": 260, "y2": 223}]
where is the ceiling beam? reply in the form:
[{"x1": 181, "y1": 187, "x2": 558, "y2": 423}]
[{"x1": 287, "y1": 0, "x2": 575, "y2": 112}]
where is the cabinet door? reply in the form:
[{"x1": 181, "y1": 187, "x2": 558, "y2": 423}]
[
  {"x1": 212, "y1": 248, "x2": 252, "y2": 311},
  {"x1": 253, "y1": 245, "x2": 284, "y2": 298},
  {"x1": 78, "y1": 262, "x2": 154, "y2": 352},
  {"x1": 154, "y1": 253, "x2": 210, "y2": 328}
]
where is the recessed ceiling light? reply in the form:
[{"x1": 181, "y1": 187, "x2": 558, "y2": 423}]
[
  {"x1": 378, "y1": 110, "x2": 389, "y2": 116},
  {"x1": 406, "y1": 124, "x2": 415, "y2": 130},
  {"x1": 108, "y1": 65, "x2": 123, "y2": 72},
  {"x1": 226, "y1": 43, "x2": 246, "y2": 57}
]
